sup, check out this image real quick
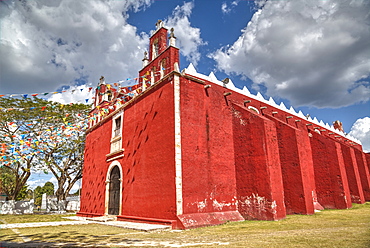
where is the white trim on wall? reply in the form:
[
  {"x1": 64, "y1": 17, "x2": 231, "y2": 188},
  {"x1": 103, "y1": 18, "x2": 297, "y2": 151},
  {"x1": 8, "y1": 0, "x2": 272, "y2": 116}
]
[{"x1": 174, "y1": 74, "x2": 183, "y2": 215}]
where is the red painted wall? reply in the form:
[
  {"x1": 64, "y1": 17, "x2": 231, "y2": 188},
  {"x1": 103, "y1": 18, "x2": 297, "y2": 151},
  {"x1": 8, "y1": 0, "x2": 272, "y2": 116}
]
[
  {"x1": 232, "y1": 103, "x2": 286, "y2": 220},
  {"x1": 265, "y1": 115, "x2": 315, "y2": 215},
  {"x1": 354, "y1": 149, "x2": 370, "y2": 200},
  {"x1": 177, "y1": 77, "x2": 246, "y2": 228},
  {"x1": 79, "y1": 118, "x2": 113, "y2": 217},
  {"x1": 140, "y1": 27, "x2": 179, "y2": 84},
  {"x1": 140, "y1": 46, "x2": 179, "y2": 83},
  {"x1": 79, "y1": 79, "x2": 178, "y2": 222},
  {"x1": 310, "y1": 132, "x2": 352, "y2": 209},
  {"x1": 341, "y1": 145, "x2": 365, "y2": 203},
  {"x1": 118, "y1": 79, "x2": 177, "y2": 220},
  {"x1": 180, "y1": 78, "x2": 239, "y2": 215},
  {"x1": 365, "y1": 153, "x2": 370, "y2": 183}
]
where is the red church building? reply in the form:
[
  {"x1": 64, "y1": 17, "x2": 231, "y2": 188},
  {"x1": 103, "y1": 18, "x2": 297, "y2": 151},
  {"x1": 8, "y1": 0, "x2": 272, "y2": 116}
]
[{"x1": 78, "y1": 21, "x2": 370, "y2": 229}]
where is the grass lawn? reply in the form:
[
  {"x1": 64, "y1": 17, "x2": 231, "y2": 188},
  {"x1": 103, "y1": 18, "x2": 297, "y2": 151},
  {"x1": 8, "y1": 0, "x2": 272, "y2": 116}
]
[
  {"x1": 0, "y1": 213, "x2": 74, "y2": 224},
  {"x1": 0, "y1": 203, "x2": 369, "y2": 247}
]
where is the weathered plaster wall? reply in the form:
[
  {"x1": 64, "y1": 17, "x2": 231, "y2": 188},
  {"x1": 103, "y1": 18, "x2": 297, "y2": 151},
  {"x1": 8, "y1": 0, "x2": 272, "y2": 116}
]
[
  {"x1": 232, "y1": 104, "x2": 286, "y2": 220},
  {"x1": 178, "y1": 78, "x2": 244, "y2": 228},
  {"x1": 310, "y1": 132, "x2": 352, "y2": 209},
  {"x1": 265, "y1": 115, "x2": 315, "y2": 215},
  {"x1": 0, "y1": 200, "x2": 34, "y2": 214},
  {"x1": 341, "y1": 145, "x2": 365, "y2": 203},
  {"x1": 180, "y1": 78, "x2": 238, "y2": 213},
  {"x1": 354, "y1": 149, "x2": 370, "y2": 201}
]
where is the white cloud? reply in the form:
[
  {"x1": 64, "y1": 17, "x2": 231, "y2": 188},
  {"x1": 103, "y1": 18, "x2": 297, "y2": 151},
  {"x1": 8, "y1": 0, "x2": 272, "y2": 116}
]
[
  {"x1": 221, "y1": 1, "x2": 240, "y2": 14},
  {"x1": 48, "y1": 84, "x2": 94, "y2": 104},
  {"x1": 221, "y1": 3, "x2": 230, "y2": 14},
  {"x1": 165, "y1": 2, "x2": 206, "y2": 66},
  {"x1": 348, "y1": 117, "x2": 370, "y2": 153},
  {"x1": 48, "y1": 177, "x2": 58, "y2": 191},
  {"x1": 70, "y1": 179, "x2": 82, "y2": 194},
  {"x1": 28, "y1": 178, "x2": 48, "y2": 190},
  {"x1": 211, "y1": 0, "x2": 370, "y2": 108},
  {"x1": 27, "y1": 173, "x2": 52, "y2": 190},
  {"x1": 28, "y1": 175, "x2": 81, "y2": 194},
  {"x1": 0, "y1": 0, "x2": 152, "y2": 95},
  {"x1": 47, "y1": 176, "x2": 81, "y2": 194}
]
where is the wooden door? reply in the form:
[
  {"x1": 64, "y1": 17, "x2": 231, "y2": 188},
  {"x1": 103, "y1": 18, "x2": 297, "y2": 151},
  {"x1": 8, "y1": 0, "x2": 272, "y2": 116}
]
[{"x1": 108, "y1": 166, "x2": 120, "y2": 215}]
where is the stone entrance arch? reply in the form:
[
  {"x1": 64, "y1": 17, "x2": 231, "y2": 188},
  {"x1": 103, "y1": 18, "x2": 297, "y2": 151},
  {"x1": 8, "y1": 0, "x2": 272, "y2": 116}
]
[{"x1": 105, "y1": 161, "x2": 123, "y2": 215}]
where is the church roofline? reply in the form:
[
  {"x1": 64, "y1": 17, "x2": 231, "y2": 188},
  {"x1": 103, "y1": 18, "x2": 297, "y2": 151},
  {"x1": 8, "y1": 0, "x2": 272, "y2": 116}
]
[
  {"x1": 181, "y1": 63, "x2": 361, "y2": 146},
  {"x1": 87, "y1": 64, "x2": 361, "y2": 146}
]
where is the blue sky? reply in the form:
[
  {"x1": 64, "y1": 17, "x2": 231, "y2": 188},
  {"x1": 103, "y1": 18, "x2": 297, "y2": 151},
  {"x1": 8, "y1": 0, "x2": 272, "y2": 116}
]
[
  {"x1": 125, "y1": 0, "x2": 370, "y2": 134},
  {"x1": 1, "y1": 0, "x2": 369, "y2": 189}
]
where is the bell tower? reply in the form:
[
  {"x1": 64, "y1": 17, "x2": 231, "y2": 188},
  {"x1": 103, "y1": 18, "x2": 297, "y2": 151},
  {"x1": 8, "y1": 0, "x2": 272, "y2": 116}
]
[
  {"x1": 150, "y1": 20, "x2": 167, "y2": 60},
  {"x1": 93, "y1": 76, "x2": 117, "y2": 108},
  {"x1": 139, "y1": 20, "x2": 180, "y2": 84}
]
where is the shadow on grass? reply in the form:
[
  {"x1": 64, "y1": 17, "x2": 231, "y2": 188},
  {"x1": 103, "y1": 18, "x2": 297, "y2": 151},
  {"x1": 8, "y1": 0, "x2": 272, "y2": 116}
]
[{"x1": 0, "y1": 230, "x2": 144, "y2": 247}]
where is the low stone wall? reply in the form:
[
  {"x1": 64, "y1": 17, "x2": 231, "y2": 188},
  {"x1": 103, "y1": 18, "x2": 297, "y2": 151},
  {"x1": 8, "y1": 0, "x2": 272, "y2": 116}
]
[
  {"x1": 46, "y1": 196, "x2": 80, "y2": 212},
  {"x1": 0, "y1": 200, "x2": 34, "y2": 214},
  {"x1": 0, "y1": 196, "x2": 80, "y2": 214},
  {"x1": 66, "y1": 196, "x2": 80, "y2": 211}
]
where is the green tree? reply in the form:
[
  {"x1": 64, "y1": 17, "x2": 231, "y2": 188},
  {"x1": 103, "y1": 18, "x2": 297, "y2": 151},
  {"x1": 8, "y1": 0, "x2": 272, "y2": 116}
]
[
  {"x1": 33, "y1": 182, "x2": 55, "y2": 207},
  {"x1": 42, "y1": 181, "x2": 54, "y2": 196},
  {"x1": 0, "y1": 166, "x2": 16, "y2": 200},
  {"x1": 34, "y1": 186, "x2": 43, "y2": 207},
  {"x1": 25, "y1": 188, "x2": 34, "y2": 201},
  {"x1": 0, "y1": 96, "x2": 89, "y2": 201},
  {"x1": 0, "y1": 166, "x2": 30, "y2": 200},
  {"x1": 15, "y1": 184, "x2": 29, "y2": 201}
]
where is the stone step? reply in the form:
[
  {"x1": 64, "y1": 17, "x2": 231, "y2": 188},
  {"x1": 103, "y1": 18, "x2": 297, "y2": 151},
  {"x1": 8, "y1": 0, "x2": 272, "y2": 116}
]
[
  {"x1": 86, "y1": 216, "x2": 116, "y2": 222},
  {"x1": 99, "y1": 221, "x2": 171, "y2": 231}
]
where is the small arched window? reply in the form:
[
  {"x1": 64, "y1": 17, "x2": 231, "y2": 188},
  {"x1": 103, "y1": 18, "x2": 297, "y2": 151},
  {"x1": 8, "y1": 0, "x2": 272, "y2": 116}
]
[
  {"x1": 110, "y1": 111, "x2": 123, "y2": 153},
  {"x1": 160, "y1": 59, "x2": 166, "y2": 79},
  {"x1": 107, "y1": 90, "x2": 112, "y2": 101},
  {"x1": 152, "y1": 40, "x2": 159, "y2": 59},
  {"x1": 248, "y1": 106, "x2": 260, "y2": 114}
]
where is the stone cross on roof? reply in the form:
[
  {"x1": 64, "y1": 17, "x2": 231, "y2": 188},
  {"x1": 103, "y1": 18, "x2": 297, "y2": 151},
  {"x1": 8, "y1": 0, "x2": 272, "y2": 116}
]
[{"x1": 156, "y1": 20, "x2": 164, "y2": 30}]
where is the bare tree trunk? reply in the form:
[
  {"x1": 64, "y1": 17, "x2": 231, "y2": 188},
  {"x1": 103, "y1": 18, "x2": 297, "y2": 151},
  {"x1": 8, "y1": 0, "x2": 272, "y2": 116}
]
[{"x1": 6, "y1": 158, "x2": 32, "y2": 200}]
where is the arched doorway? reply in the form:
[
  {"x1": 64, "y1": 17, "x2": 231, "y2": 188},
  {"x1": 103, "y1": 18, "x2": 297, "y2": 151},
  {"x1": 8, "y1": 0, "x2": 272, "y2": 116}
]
[{"x1": 108, "y1": 165, "x2": 121, "y2": 215}]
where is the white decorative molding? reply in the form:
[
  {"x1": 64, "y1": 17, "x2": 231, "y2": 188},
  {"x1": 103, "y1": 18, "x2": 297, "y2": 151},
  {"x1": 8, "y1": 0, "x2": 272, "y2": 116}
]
[
  {"x1": 185, "y1": 63, "x2": 197, "y2": 73},
  {"x1": 289, "y1": 106, "x2": 298, "y2": 116},
  {"x1": 279, "y1": 102, "x2": 288, "y2": 111},
  {"x1": 174, "y1": 74, "x2": 183, "y2": 215},
  {"x1": 208, "y1": 72, "x2": 218, "y2": 82},
  {"x1": 268, "y1": 97, "x2": 277, "y2": 106}
]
